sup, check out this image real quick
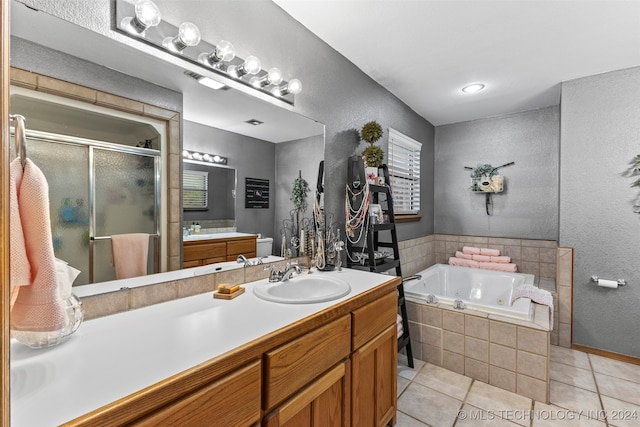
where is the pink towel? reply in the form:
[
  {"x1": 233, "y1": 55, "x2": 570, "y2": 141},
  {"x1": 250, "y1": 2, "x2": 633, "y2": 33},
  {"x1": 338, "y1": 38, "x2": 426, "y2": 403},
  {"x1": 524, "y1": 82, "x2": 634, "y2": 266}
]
[
  {"x1": 455, "y1": 251, "x2": 472, "y2": 260},
  {"x1": 511, "y1": 284, "x2": 554, "y2": 327},
  {"x1": 478, "y1": 262, "x2": 518, "y2": 273},
  {"x1": 491, "y1": 255, "x2": 511, "y2": 264},
  {"x1": 472, "y1": 254, "x2": 492, "y2": 263},
  {"x1": 111, "y1": 233, "x2": 149, "y2": 279},
  {"x1": 448, "y1": 257, "x2": 480, "y2": 268},
  {"x1": 462, "y1": 246, "x2": 481, "y2": 255},
  {"x1": 480, "y1": 248, "x2": 501, "y2": 256},
  {"x1": 10, "y1": 159, "x2": 67, "y2": 332}
]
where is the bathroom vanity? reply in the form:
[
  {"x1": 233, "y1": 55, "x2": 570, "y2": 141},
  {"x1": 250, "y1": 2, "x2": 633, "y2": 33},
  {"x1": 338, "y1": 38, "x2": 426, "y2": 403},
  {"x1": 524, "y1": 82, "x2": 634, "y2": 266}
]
[
  {"x1": 10, "y1": 269, "x2": 399, "y2": 426},
  {"x1": 183, "y1": 232, "x2": 257, "y2": 267}
]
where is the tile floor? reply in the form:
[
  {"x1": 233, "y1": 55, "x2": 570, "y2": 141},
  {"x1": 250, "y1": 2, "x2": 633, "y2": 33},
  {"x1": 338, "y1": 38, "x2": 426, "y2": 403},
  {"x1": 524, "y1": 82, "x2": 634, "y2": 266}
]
[{"x1": 396, "y1": 345, "x2": 640, "y2": 427}]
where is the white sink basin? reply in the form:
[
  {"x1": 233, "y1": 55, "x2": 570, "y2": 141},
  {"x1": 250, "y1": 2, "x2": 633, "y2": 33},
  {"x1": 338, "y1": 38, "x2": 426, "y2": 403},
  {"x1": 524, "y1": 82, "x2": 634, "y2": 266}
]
[{"x1": 253, "y1": 274, "x2": 351, "y2": 304}]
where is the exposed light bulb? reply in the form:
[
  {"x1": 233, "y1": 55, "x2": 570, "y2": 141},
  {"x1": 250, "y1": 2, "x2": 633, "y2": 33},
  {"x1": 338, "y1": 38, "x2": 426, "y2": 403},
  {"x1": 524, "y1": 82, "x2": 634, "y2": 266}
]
[
  {"x1": 215, "y1": 40, "x2": 236, "y2": 62},
  {"x1": 198, "y1": 40, "x2": 236, "y2": 67},
  {"x1": 287, "y1": 78, "x2": 302, "y2": 95},
  {"x1": 182, "y1": 149, "x2": 190, "y2": 158},
  {"x1": 121, "y1": 0, "x2": 161, "y2": 35},
  {"x1": 267, "y1": 68, "x2": 283, "y2": 85},
  {"x1": 251, "y1": 67, "x2": 284, "y2": 89},
  {"x1": 163, "y1": 22, "x2": 201, "y2": 53},
  {"x1": 230, "y1": 56, "x2": 262, "y2": 78},
  {"x1": 276, "y1": 78, "x2": 302, "y2": 96},
  {"x1": 213, "y1": 155, "x2": 221, "y2": 162},
  {"x1": 202, "y1": 154, "x2": 211, "y2": 161}
]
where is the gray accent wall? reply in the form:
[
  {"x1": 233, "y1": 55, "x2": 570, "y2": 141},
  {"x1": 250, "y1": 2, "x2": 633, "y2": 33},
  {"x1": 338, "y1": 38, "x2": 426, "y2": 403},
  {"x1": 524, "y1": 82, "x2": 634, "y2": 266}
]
[
  {"x1": 434, "y1": 106, "x2": 560, "y2": 240},
  {"x1": 183, "y1": 120, "x2": 276, "y2": 239},
  {"x1": 560, "y1": 67, "x2": 640, "y2": 357},
  {"x1": 274, "y1": 134, "x2": 324, "y2": 256}
]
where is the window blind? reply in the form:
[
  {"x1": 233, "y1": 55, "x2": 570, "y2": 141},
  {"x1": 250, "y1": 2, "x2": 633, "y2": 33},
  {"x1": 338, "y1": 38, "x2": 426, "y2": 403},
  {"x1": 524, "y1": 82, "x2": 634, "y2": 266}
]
[
  {"x1": 388, "y1": 128, "x2": 421, "y2": 215},
  {"x1": 183, "y1": 170, "x2": 208, "y2": 209}
]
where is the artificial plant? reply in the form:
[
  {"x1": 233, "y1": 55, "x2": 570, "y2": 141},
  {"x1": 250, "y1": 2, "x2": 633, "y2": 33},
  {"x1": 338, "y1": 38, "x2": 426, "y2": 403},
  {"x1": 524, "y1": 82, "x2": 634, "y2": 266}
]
[
  {"x1": 360, "y1": 121, "x2": 384, "y2": 167},
  {"x1": 291, "y1": 172, "x2": 310, "y2": 212}
]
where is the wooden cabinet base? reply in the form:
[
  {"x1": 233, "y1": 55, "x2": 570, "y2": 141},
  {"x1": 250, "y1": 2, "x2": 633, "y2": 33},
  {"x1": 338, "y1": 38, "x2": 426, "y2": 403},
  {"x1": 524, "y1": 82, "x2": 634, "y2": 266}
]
[
  {"x1": 351, "y1": 325, "x2": 398, "y2": 427},
  {"x1": 263, "y1": 361, "x2": 350, "y2": 427},
  {"x1": 134, "y1": 361, "x2": 261, "y2": 427}
]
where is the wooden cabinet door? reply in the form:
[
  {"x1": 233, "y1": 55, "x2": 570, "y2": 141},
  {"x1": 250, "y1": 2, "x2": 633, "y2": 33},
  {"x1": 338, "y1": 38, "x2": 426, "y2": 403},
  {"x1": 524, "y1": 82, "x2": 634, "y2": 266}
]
[
  {"x1": 133, "y1": 361, "x2": 261, "y2": 427},
  {"x1": 263, "y1": 361, "x2": 349, "y2": 427},
  {"x1": 351, "y1": 325, "x2": 397, "y2": 427}
]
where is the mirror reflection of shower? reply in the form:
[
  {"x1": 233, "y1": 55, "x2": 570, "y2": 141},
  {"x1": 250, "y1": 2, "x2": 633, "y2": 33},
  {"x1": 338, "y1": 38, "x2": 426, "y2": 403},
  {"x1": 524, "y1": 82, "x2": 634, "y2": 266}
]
[{"x1": 10, "y1": 87, "x2": 166, "y2": 285}]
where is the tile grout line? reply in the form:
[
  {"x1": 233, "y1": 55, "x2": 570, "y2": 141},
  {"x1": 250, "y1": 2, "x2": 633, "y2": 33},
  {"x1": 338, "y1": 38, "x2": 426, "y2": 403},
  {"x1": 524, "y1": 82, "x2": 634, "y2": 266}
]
[
  {"x1": 452, "y1": 378, "x2": 475, "y2": 426},
  {"x1": 588, "y1": 354, "x2": 610, "y2": 427}
]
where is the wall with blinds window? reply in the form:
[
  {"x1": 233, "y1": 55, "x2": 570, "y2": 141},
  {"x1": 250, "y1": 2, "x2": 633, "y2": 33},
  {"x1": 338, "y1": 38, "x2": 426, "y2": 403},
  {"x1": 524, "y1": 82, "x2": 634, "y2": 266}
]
[{"x1": 388, "y1": 128, "x2": 421, "y2": 215}]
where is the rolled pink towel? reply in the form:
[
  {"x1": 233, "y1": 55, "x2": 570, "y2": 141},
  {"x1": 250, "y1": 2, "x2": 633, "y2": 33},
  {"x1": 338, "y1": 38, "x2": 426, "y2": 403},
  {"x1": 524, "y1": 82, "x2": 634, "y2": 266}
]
[
  {"x1": 455, "y1": 251, "x2": 472, "y2": 260},
  {"x1": 491, "y1": 255, "x2": 511, "y2": 264},
  {"x1": 449, "y1": 257, "x2": 480, "y2": 268},
  {"x1": 480, "y1": 248, "x2": 501, "y2": 256},
  {"x1": 472, "y1": 254, "x2": 492, "y2": 263},
  {"x1": 462, "y1": 246, "x2": 481, "y2": 255},
  {"x1": 478, "y1": 262, "x2": 517, "y2": 272}
]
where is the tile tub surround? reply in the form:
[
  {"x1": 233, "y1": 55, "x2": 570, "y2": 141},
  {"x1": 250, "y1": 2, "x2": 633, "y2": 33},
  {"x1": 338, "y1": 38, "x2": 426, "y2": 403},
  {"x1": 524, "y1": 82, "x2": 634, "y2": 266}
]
[
  {"x1": 399, "y1": 234, "x2": 573, "y2": 350},
  {"x1": 556, "y1": 247, "x2": 574, "y2": 349},
  {"x1": 434, "y1": 234, "x2": 558, "y2": 280},
  {"x1": 396, "y1": 345, "x2": 640, "y2": 427},
  {"x1": 406, "y1": 299, "x2": 551, "y2": 403}
]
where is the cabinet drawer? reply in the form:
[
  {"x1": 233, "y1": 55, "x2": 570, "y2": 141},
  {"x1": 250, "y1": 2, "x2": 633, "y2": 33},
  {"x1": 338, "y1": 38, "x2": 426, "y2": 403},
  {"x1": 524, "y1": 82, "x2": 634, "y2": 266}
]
[
  {"x1": 264, "y1": 315, "x2": 351, "y2": 410},
  {"x1": 204, "y1": 256, "x2": 227, "y2": 265},
  {"x1": 227, "y1": 238, "x2": 256, "y2": 256},
  {"x1": 182, "y1": 260, "x2": 202, "y2": 268},
  {"x1": 134, "y1": 361, "x2": 261, "y2": 427},
  {"x1": 351, "y1": 291, "x2": 397, "y2": 350},
  {"x1": 183, "y1": 241, "x2": 226, "y2": 262}
]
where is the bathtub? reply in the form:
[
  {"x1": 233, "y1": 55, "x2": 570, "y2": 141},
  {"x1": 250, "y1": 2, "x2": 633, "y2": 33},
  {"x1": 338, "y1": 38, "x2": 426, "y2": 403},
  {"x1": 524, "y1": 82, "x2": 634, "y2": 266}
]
[{"x1": 404, "y1": 264, "x2": 535, "y2": 321}]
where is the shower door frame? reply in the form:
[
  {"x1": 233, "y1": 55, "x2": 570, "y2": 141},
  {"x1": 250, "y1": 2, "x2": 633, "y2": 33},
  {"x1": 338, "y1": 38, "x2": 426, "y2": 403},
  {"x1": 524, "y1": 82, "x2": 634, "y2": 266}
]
[{"x1": 15, "y1": 128, "x2": 161, "y2": 283}]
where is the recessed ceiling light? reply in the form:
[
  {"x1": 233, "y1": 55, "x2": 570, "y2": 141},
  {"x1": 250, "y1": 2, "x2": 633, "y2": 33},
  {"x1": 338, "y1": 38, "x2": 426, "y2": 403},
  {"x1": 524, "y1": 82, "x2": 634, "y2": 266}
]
[
  {"x1": 245, "y1": 119, "x2": 264, "y2": 126},
  {"x1": 183, "y1": 70, "x2": 226, "y2": 90},
  {"x1": 461, "y1": 83, "x2": 486, "y2": 94},
  {"x1": 197, "y1": 76, "x2": 225, "y2": 90}
]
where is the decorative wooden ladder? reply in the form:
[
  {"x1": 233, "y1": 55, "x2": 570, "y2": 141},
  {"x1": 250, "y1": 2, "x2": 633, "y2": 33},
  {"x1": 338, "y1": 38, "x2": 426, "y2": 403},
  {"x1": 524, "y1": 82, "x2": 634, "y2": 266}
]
[{"x1": 346, "y1": 160, "x2": 414, "y2": 368}]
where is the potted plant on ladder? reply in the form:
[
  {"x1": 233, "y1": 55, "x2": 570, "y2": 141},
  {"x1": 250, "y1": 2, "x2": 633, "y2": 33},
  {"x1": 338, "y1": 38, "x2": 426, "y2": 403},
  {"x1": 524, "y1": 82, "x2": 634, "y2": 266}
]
[{"x1": 360, "y1": 120, "x2": 384, "y2": 184}]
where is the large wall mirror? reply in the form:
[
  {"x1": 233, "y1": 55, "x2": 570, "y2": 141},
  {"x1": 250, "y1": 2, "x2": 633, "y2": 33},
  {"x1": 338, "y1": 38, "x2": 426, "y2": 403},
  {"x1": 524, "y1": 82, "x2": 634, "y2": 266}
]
[{"x1": 8, "y1": 0, "x2": 325, "y2": 292}]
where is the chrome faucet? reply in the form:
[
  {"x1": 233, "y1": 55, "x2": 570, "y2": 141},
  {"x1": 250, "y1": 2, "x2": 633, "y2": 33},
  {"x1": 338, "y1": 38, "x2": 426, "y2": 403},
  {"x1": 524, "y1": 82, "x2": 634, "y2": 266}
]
[
  {"x1": 237, "y1": 254, "x2": 252, "y2": 267},
  {"x1": 264, "y1": 261, "x2": 300, "y2": 282},
  {"x1": 281, "y1": 262, "x2": 302, "y2": 281}
]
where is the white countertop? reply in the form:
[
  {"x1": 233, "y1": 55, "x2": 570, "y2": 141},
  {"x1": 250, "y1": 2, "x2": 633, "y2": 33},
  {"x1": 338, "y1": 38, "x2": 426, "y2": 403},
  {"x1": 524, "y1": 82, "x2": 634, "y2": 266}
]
[{"x1": 11, "y1": 268, "x2": 394, "y2": 426}]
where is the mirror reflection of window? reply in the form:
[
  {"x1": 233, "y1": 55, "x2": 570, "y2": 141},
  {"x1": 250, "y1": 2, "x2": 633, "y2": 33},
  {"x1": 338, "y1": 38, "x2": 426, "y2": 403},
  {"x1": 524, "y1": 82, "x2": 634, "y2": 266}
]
[{"x1": 183, "y1": 170, "x2": 208, "y2": 210}]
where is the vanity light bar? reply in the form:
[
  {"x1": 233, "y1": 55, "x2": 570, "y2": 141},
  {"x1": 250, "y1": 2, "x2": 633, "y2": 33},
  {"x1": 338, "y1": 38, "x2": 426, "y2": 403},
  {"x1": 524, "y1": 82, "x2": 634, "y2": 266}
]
[
  {"x1": 115, "y1": 0, "x2": 301, "y2": 103},
  {"x1": 182, "y1": 149, "x2": 227, "y2": 165}
]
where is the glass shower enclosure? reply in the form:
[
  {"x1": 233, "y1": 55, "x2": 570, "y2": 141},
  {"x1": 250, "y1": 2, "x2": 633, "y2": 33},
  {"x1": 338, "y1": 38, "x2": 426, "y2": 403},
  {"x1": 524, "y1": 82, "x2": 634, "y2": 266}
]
[
  {"x1": 10, "y1": 85, "x2": 164, "y2": 287},
  {"x1": 11, "y1": 129, "x2": 160, "y2": 286}
]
